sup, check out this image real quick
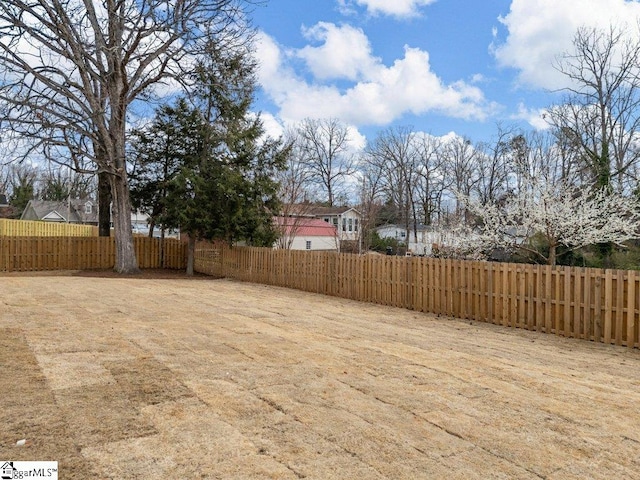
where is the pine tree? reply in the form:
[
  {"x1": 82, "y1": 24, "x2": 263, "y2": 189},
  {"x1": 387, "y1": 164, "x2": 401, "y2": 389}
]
[
  {"x1": 152, "y1": 40, "x2": 287, "y2": 274},
  {"x1": 129, "y1": 99, "x2": 202, "y2": 238}
]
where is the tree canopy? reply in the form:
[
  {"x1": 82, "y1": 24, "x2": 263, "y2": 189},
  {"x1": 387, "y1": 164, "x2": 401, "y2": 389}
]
[
  {"x1": 460, "y1": 180, "x2": 640, "y2": 266},
  {"x1": 132, "y1": 40, "x2": 287, "y2": 274},
  {"x1": 0, "y1": 0, "x2": 255, "y2": 272}
]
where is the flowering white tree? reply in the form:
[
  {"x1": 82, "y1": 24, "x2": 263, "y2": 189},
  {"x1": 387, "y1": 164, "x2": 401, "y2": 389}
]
[{"x1": 460, "y1": 181, "x2": 640, "y2": 266}]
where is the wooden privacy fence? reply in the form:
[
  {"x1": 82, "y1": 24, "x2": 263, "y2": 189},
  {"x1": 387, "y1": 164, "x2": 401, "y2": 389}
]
[
  {"x1": 196, "y1": 246, "x2": 640, "y2": 349},
  {"x1": 0, "y1": 218, "x2": 98, "y2": 237},
  {"x1": 0, "y1": 236, "x2": 187, "y2": 271}
]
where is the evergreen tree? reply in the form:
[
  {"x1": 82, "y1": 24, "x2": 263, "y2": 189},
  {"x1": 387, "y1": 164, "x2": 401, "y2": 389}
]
[
  {"x1": 129, "y1": 99, "x2": 202, "y2": 237},
  {"x1": 146, "y1": 40, "x2": 287, "y2": 274}
]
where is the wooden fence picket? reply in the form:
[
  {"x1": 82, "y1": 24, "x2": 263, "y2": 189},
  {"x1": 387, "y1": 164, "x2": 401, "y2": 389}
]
[{"x1": 0, "y1": 236, "x2": 187, "y2": 272}]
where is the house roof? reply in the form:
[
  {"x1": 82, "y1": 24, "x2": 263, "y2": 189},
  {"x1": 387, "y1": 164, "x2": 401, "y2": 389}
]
[
  {"x1": 375, "y1": 223, "x2": 433, "y2": 233},
  {"x1": 287, "y1": 204, "x2": 359, "y2": 217},
  {"x1": 275, "y1": 216, "x2": 337, "y2": 237},
  {"x1": 305, "y1": 205, "x2": 359, "y2": 216},
  {"x1": 21, "y1": 199, "x2": 98, "y2": 223}
]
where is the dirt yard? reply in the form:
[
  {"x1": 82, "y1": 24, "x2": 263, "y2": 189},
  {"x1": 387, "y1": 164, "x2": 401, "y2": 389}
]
[{"x1": 1, "y1": 271, "x2": 640, "y2": 479}]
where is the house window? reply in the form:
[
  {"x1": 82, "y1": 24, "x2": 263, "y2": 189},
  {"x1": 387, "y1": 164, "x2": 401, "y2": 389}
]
[
  {"x1": 401, "y1": 231, "x2": 406, "y2": 238},
  {"x1": 354, "y1": 219, "x2": 358, "y2": 232},
  {"x1": 348, "y1": 218, "x2": 353, "y2": 232},
  {"x1": 333, "y1": 218, "x2": 338, "y2": 227},
  {"x1": 306, "y1": 240, "x2": 311, "y2": 250},
  {"x1": 323, "y1": 217, "x2": 329, "y2": 223},
  {"x1": 84, "y1": 203, "x2": 92, "y2": 214},
  {"x1": 342, "y1": 218, "x2": 346, "y2": 232}
]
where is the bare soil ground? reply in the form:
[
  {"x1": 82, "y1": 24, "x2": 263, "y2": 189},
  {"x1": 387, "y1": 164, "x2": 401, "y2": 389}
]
[{"x1": 1, "y1": 271, "x2": 640, "y2": 479}]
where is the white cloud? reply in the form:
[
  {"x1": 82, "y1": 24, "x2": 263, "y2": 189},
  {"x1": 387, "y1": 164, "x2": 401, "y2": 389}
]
[
  {"x1": 511, "y1": 103, "x2": 550, "y2": 131},
  {"x1": 258, "y1": 112, "x2": 285, "y2": 140},
  {"x1": 346, "y1": 125, "x2": 367, "y2": 151},
  {"x1": 338, "y1": 0, "x2": 436, "y2": 18},
  {"x1": 470, "y1": 73, "x2": 486, "y2": 84},
  {"x1": 297, "y1": 22, "x2": 378, "y2": 81},
  {"x1": 255, "y1": 27, "x2": 495, "y2": 128},
  {"x1": 493, "y1": 0, "x2": 640, "y2": 89}
]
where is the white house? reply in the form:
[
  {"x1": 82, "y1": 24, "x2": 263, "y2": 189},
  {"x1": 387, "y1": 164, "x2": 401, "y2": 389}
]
[
  {"x1": 375, "y1": 223, "x2": 476, "y2": 255},
  {"x1": 131, "y1": 210, "x2": 179, "y2": 238},
  {"x1": 274, "y1": 216, "x2": 338, "y2": 251},
  {"x1": 376, "y1": 224, "x2": 410, "y2": 243},
  {"x1": 375, "y1": 224, "x2": 429, "y2": 253},
  {"x1": 304, "y1": 205, "x2": 361, "y2": 243}
]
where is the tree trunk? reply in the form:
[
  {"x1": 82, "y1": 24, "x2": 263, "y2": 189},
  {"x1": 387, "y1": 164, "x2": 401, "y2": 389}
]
[
  {"x1": 110, "y1": 173, "x2": 140, "y2": 274},
  {"x1": 549, "y1": 242, "x2": 557, "y2": 266},
  {"x1": 98, "y1": 171, "x2": 112, "y2": 237},
  {"x1": 597, "y1": 241, "x2": 613, "y2": 268},
  {"x1": 160, "y1": 227, "x2": 165, "y2": 269},
  {"x1": 187, "y1": 235, "x2": 196, "y2": 276}
]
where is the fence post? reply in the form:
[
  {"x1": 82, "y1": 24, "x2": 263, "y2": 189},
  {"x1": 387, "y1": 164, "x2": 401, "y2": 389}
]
[
  {"x1": 628, "y1": 270, "x2": 637, "y2": 349},
  {"x1": 604, "y1": 269, "x2": 613, "y2": 344}
]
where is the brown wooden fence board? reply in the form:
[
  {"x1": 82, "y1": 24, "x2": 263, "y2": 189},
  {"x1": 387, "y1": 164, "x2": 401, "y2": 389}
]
[
  {"x1": 604, "y1": 270, "x2": 613, "y2": 344},
  {"x1": 626, "y1": 271, "x2": 636, "y2": 348},
  {"x1": 0, "y1": 218, "x2": 98, "y2": 237},
  {"x1": 567, "y1": 268, "x2": 571, "y2": 334},
  {"x1": 0, "y1": 236, "x2": 187, "y2": 271},
  {"x1": 615, "y1": 271, "x2": 624, "y2": 346}
]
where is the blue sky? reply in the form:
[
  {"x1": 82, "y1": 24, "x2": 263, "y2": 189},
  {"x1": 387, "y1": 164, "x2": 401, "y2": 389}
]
[{"x1": 249, "y1": 0, "x2": 640, "y2": 147}]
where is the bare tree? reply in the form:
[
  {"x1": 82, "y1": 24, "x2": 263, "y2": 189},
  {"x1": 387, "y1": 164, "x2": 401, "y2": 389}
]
[
  {"x1": 550, "y1": 24, "x2": 640, "y2": 193},
  {"x1": 441, "y1": 135, "x2": 479, "y2": 221},
  {"x1": 414, "y1": 133, "x2": 446, "y2": 226},
  {"x1": 473, "y1": 126, "x2": 516, "y2": 205},
  {"x1": 356, "y1": 153, "x2": 385, "y2": 251},
  {"x1": 273, "y1": 129, "x2": 316, "y2": 249},
  {"x1": 0, "y1": 162, "x2": 10, "y2": 196},
  {"x1": 507, "y1": 130, "x2": 590, "y2": 193},
  {"x1": 0, "y1": 0, "x2": 252, "y2": 272},
  {"x1": 365, "y1": 126, "x2": 421, "y2": 243},
  {"x1": 38, "y1": 165, "x2": 95, "y2": 201},
  {"x1": 296, "y1": 118, "x2": 356, "y2": 207}
]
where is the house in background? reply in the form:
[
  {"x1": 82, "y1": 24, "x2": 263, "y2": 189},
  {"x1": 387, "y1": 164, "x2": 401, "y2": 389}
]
[
  {"x1": 131, "y1": 210, "x2": 179, "y2": 238},
  {"x1": 274, "y1": 216, "x2": 338, "y2": 251},
  {"x1": 131, "y1": 210, "x2": 149, "y2": 234},
  {"x1": 375, "y1": 224, "x2": 432, "y2": 254},
  {"x1": 375, "y1": 223, "x2": 475, "y2": 256},
  {"x1": 18, "y1": 200, "x2": 178, "y2": 237},
  {"x1": 376, "y1": 224, "x2": 411, "y2": 244},
  {"x1": 21, "y1": 199, "x2": 98, "y2": 225},
  {"x1": 285, "y1": 205, "x2": 362, "y2": 252}
]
